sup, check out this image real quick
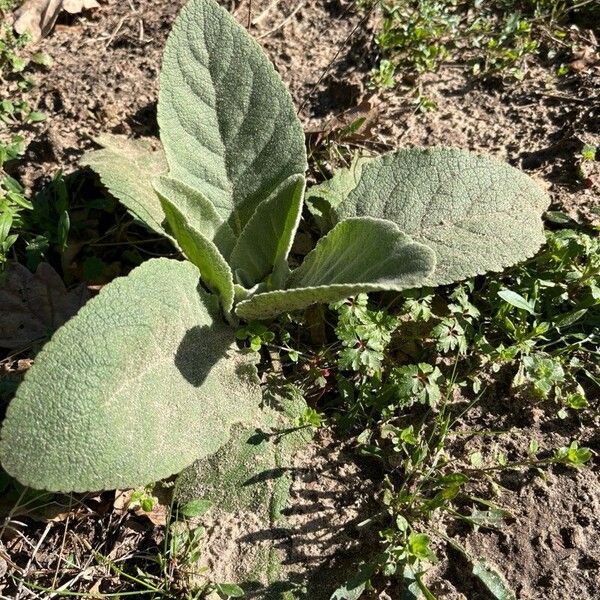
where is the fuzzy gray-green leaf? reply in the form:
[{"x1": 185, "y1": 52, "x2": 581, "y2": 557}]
[
  {"x1": 160, "y1": 196, "x2": 235, "y2": 312},
  {"x1": 158, "y1": 0, "x2": 307, "y2": 235},
  {"x1": 81, "y1": 134, "x2": 169, "y2": 237},
  {"x1": 175, "y1": 385, "x2": 311, "y2": 588},
  {"x1": 306, "y1": 154, "x2": 372, "y2": 233},
  {"x1": 154, "y1": 176, "x2": 236, "y2": 259},
  {"x1": 229, "y1": 175, "x2": 305, "y2": 289},
  {"x1": 331, "y1": 147, "x2": 550, "y2": 286},
  {"x1": 235, "y1": 217, "x2": 435, "y2": 320},
  {"x1": 0, "y1": 259, "x2": 260, "y2": 492}
]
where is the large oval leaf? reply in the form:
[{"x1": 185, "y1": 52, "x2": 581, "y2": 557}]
[
  {"x1": 81, "y1": 134, "x2": 169, "y2": 238},
  {"x1": 0, "y1": 259, "x2": 261, "y2": 492},
  {"x1": 158, "y1": 0, "x2": 307, "y2": 235},
  {"x1": 235, "y1": 218, "x2": 435, "y2": 320},
  {"x1": 331, "y1": 147, "x2": 550, "y2": 286}
]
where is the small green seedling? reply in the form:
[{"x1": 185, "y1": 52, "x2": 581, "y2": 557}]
[
  {"x1": 0, "y1": 140, "x2": 31, "y2": 265},
  {"x1": 0, "y1": 0, "x2": 549, "y2": 493}
]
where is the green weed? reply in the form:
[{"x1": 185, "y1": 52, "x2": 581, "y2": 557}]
[
  {"x1": 0, "y1": 143, "x2": 28, "y2": 264},
  {"x1": 246, "y1": 222, "x2": 598, "y2": 596},
  {"x1": 0, "y1": 6, "x2": 51, "y2": 267},
  {"x1": 365, "y1": 0, "x2": 598, "y2": 88},
  {"x1": 0, "y1": 0, "x2": 18, "y2": 13}
]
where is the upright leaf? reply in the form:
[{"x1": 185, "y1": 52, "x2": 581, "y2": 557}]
[
  {"x1": 81, "y1": 134, "x2": 169, "y2": 237},
  {"x1": 158, "y1": 0, "x2": 307, "y2": 235},
  {"x1": 159, "y1": 198, "x2": 235, "y2": 313},
  {"x1": 229, "y1": 175, "x2": 305, "y2": 289},
  {"x1": 306, "y1": 155, "x2": 372, "y2": 233},
  {"x1": 154, "y1": 176, "x2": 236, "y2": 259},
  {"x1": 236, "y1": 218, "x2": 435, "y2": 320},
  {"x1": 330, "y1": 147, "x2": 550, "y2": 285},
  {"x1": 0, "y1": 259, "x2": 261, "y2": 492}
]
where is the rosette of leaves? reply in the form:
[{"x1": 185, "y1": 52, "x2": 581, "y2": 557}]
[{"x1": 0, "y1": 0, "x2": 549, "y2": 493}]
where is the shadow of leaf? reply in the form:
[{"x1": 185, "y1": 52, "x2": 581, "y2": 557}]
[{"x1": 174, "y1": 324, "x2": 230, "y2": 387}]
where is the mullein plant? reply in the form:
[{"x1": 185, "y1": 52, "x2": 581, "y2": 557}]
[{"x1": 0, "y1": 0, "x2": 549, "y2": 495}]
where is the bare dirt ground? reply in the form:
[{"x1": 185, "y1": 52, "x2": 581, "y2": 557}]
[
  {"x1": 1, "y1": 0, "x2": 599, "y2": 598},
  {"x1": 17, "y1": 0, "x2": 599, "y2": 222}
]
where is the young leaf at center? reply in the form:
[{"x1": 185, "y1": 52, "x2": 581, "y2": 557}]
[
  {"x1": 159, "y1": 193, "x2": 236, "y2": 312},
  {"x1": 229, "y1": 174, "x2": 306, "y2": 289},
  {"x1": 236, "y1": 217, "x2": 436, "y2": 320}
]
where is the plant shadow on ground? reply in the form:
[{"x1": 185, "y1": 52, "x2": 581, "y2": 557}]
[
  {"x1": 236, "y1": 434, "x2": 383, "y2": 599},
  {"x1": 307, "y1": 18, "x2": 375, "y2": 119},
  {"x1": 126, "y1": 101, "x2": 160, "y2": 138}
]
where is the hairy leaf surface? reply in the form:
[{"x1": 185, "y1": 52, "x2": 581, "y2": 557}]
[
  {"x1": 154, "y1": 176, "x2": 236, "y2": 259},
  {"x1": 306, "y1": 155, "x2": 372, "y2": 233},
  {"x1": 0, "y1": 259, "x2": 260, "y2": 492},
  {"x1": 159, "y1": 198, "x2": 235, "y2": 312},
  {"x1": 229, "y1": 175, "x2": 305, "y2": 289},
  {"x1": 236, "y1": 218, "x2": 435, "y2": 320},
  {"x1": 81, "y1": 134, "x2": 169, "y2": 237},
  {"x1": 332, "y1": 147, "x2": 550, "y2": 285},
  {"x1": 175, "y1": 385, "x2": 311, "y2": 587},
  {"x1": 158, "y1": 0, "x2": 307, "y2": 235}
]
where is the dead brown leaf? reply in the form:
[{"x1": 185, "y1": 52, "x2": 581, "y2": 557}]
[
  {"x1": 0, "y1": 261, "x2": 90, "y2": 350},
  {"x1": 87, "y1": 580, "x2": 105, "y2": 599},
  {"x1": 13, "y1": 0, "x2": 100, "y2": 41},
  {"x1": 306, "y1": 95, "x2": 380, "y2": 144},
  {"x1": 113, "y1": 489, "x2": 170, "y2": 527}
]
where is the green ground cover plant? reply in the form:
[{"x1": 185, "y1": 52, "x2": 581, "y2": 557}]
[
  {"x1": 0, "y1": 2, "x2": 49, "y2": 126},
  {"x1": 1, "y1": 0, "x2": 50, "y2": 265},
  {"x1": 365, "y1": 0, "x2": 600, "y2": 88},
  {"x1": 259, "y1": 222, "x2": 597, "y2": 596}
]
